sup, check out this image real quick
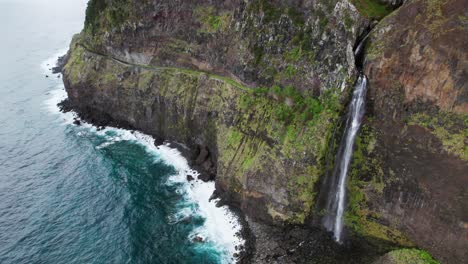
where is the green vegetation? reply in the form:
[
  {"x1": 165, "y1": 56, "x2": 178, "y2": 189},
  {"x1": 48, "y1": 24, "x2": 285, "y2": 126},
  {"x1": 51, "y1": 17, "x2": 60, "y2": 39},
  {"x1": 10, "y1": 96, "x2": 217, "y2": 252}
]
[
  {"x1": 459, "y1": 15, "x2": 468, "y2": 23},
  {"x1": 385, "y1": 249, "x2": 439, "y2": 264},
  {"x1": 194, "y1": 6, "x2": 231, "y2": 33},
  {"x1": 319, "y1": 17, "x2": 329, "y2": 30},
  {"x1": 425, "y1": 0, "x2": 447, "y2": 34},
  {"x1": 232, "y1": 84, "x2": 343, "y2": 223},
  {"x1": 104, "y1": 0, "x2": 130, "y2": 29},
  {"x1": 290, "y1": 27, "x2": 314, "y2": 52},
  {"x1": 66, "y1": 31, "x2": 342, "y2": 225},
  {"x1": 245, "y1": 84, "x2": 340, "y2": 124},
  {"x1": 63, "y1": 40, "x2": 87, "y2": 85},
  {"x1": 344, "y1": 11, "x2": 354, "y2": 31},
  {"x1": 75, "y1": 42, "x2": 251, "y2": 91},
  {"x1": 84, "y1": 0, "x2": 131, "y2": 34},
  {"x1": 284, "y1": 65, "x2": 297, "y2": 78},
  {"x1": 284, "y1": 47, "x2": 315, "y2": 62},
  {"x1": 247, "y1": 0, "x2": 305, "y2": 26},
  {"x1": 408, "y1": 112, "x2": 468, "y2": 160},
  {"x1": 242, "y1": 0, "x2": 336, "y2": 87},
  {"x1": 350, "y1": 0, "x2": 391, "y2": 20},
  {"x1": 84, "y1": 0, "x2": 107, "y2": 34},
  {"x1": 345, "y1": 125, "x2": 413, "y2": 247}
]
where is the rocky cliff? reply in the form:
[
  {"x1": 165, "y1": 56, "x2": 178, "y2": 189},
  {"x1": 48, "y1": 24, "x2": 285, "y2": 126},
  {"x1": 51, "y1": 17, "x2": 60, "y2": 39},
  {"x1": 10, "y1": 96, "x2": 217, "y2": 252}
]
[
  {"x1": 61, "y1": 0, "x2": 467, "y2": 263},
  {"x1": 65, "y1": 0, "x2": 370, "y2": 226},
  {"x1": 359, "y1": 0, "x2": 467, "y2": 262}
]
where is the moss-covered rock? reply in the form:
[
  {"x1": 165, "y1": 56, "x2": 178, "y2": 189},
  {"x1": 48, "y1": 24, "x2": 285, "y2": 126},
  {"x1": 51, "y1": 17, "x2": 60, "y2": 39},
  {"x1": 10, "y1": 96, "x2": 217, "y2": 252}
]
[
  {"x1": 373, "y1": 249, "x2": 439, "y2": 264},
  {"x1": 346, "y1": 125, "x2": 413, "y2": 249},
  {"x1": 407, "y1": 111, "x2": 468, "y2": 160},
  {"x1": 350, "y1": 0, "x2": 392, "y2": 20},
  {"x1": 63, "y1": 35, "x2": 345, "y2": 224}
]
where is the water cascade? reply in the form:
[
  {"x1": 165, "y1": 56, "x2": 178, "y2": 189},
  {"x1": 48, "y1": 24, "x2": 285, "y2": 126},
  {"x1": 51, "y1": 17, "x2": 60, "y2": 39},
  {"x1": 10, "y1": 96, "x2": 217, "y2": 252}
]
[{"x1": 322, "y1": 74, "x2": 368, "y2": 243}]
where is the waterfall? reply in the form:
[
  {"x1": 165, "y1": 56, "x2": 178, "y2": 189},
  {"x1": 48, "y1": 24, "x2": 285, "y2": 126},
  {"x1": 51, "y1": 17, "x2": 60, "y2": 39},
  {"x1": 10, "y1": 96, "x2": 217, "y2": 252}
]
[{"x1": 322, "y1": 74, "x2": 368, "y2": 243}]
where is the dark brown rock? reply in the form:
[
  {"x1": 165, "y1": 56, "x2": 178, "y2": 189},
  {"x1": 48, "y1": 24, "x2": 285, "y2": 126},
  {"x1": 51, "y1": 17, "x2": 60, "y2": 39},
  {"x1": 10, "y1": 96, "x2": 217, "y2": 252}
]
[{"x1": 362, "y1": 0, "x2": 468, "y2": 262}]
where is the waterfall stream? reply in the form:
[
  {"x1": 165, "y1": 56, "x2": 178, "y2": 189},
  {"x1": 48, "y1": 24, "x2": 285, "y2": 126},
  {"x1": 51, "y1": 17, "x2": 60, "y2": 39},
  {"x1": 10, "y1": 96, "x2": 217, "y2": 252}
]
[{"x1": 323, "y1": 74, "x2": 368, "y2": 243}]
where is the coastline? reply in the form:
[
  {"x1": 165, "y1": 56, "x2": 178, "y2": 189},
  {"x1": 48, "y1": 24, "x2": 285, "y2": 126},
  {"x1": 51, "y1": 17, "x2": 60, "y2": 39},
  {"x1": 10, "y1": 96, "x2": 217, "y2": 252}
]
[
  {"x1": 46, "y1": 54, "x2": 249, "y2": 263},
  {"x1": 58, "y1": 97, "x2": 253, "y2": 264},
  {"x1": 53, "y1": 53, "x2": 384, "y2": 264}
]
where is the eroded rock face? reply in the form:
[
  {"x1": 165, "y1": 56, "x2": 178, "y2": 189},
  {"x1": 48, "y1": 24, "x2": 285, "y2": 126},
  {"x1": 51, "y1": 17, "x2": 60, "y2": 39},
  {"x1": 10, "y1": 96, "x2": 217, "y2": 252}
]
[
  {"x1": 365, "y1": 0, "x2": 468, "y2": 114},
  {"x1": 359, "y1": 0, "x2": 468, "y2": 262}
]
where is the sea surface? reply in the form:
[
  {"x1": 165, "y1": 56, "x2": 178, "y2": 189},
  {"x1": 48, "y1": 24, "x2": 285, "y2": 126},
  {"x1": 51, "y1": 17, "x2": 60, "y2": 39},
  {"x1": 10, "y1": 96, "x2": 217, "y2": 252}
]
[{"x1": 0, "y1": 0, "x2": 242, "y2": 263}]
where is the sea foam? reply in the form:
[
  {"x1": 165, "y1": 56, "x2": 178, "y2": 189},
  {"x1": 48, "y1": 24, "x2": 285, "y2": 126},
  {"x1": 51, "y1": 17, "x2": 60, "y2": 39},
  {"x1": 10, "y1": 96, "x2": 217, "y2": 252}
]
[
  {"x1": 43, "y1": 54, "x2": 244, "y2": 263},
  {"x1": 40, "y1": 48, "x2": 68, "y2": 75}
]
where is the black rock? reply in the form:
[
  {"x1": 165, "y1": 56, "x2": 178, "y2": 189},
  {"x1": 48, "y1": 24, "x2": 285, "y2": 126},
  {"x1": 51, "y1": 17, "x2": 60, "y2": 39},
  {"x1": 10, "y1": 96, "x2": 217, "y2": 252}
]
[
  {"x1": 52, "y1": 52, "x2": 70, "y2": 74},
  {"x1": 192, "y1": 236, "x2": 204, "y2": 243}
]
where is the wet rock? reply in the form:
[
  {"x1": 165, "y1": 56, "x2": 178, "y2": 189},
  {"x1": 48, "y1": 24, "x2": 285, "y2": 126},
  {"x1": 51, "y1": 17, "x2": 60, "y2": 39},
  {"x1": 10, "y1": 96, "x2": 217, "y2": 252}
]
[
  {"x1": 52, "y1": 52, "x2": 70, "y2": 74},
  {"x1": 73, "y1": 119, "x2": 81, "y2": 126},
  {"x1": 192, "y1": 236, "x2": 204, "y2": 243}
]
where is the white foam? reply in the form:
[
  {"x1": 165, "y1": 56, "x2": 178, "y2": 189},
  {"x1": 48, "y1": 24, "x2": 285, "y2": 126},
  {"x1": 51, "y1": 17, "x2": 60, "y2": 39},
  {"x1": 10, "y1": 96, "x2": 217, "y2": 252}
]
[
  {"x1": 158, "y1": 143, "x2": 244, "y2": 263},
  {"x1": 41, "y1": 46, "x2": 245, "y2": 262},
  {"x1": 43, "y1": 87, "x2": 76, "y2": 125},
  {"x1": 94, "y1": 129, "x2": 245, "y2": 263},
  {"x1": 41, "y1": 48, "x2": 68, "y2": 76},
  {"x1": 43, "y1": 84, "x2": 244, "y2": 263}
]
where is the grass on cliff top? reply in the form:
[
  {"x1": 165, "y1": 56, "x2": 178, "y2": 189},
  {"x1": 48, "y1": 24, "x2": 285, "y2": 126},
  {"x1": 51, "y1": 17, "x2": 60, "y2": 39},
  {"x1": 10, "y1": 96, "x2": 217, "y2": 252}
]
[{"x1": 351, "y1": 0, "x2": 392, "y2": 20}]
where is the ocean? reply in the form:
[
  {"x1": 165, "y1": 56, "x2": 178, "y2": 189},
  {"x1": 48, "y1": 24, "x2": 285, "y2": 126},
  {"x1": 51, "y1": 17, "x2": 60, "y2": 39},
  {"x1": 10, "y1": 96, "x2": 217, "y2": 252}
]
[{"x1": 0, "y1": 0, "x2": 242, "y2": 263}]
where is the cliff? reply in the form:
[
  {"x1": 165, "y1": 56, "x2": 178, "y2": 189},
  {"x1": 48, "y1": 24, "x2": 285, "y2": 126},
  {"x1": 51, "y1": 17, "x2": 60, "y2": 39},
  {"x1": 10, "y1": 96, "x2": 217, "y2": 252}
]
[
  {"x1": 358, "y1": 0, "x2": 468, "y2": 262},
  {"x1": 64, "y1": 0, "x2": 370, "y2": 226},
  {"x1": 61, "y1": 0, "x2": 467, "y2": 263}
]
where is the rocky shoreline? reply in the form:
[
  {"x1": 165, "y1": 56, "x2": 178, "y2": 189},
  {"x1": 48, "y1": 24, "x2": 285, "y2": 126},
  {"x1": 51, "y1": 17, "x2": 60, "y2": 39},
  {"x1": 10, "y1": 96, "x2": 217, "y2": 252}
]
[
  {"x1": 58, "y1": 96, "x2": 386, "y2": 264},
  {"x1": 58, "y1": 98, "x2": 254, "y2": 263}
]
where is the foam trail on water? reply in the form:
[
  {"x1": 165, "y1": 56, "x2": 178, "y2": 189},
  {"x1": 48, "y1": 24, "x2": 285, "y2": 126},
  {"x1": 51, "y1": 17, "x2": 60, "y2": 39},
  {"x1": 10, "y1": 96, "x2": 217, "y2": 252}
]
[{"x1": 42, "y1": 54, "x2": 244, "y2": 263}]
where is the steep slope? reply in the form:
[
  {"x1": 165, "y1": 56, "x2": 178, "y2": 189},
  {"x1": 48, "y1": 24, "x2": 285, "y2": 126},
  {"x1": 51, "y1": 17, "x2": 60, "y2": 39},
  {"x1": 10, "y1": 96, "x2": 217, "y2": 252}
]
[{"x1": 356, "y1": 0, "x2": 468, "y2": 262}]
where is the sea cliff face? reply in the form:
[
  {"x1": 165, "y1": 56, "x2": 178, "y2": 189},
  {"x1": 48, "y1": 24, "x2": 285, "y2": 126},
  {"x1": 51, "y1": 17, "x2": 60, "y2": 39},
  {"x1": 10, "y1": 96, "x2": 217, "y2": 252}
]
[
  {"x1": 64, "y1": 0, "x2": 370, "y2": 225},
  {"x1": 360, "y1": 0, "x2": 468, "y2": 262},
  {"x1": 62, "y1": 0, "x2": 467, "y2": 263}
]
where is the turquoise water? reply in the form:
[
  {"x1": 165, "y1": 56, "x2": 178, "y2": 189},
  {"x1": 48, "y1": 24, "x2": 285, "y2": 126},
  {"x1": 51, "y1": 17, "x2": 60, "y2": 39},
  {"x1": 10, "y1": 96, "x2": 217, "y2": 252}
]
[{"x1": 0, "y1": 1, "x2": 241, "y2": 263}]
